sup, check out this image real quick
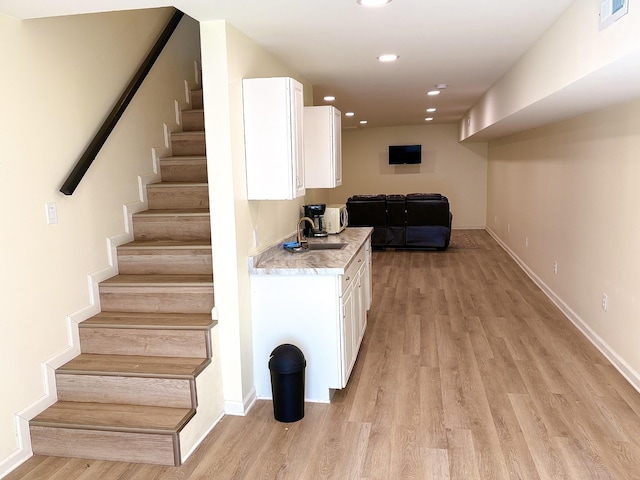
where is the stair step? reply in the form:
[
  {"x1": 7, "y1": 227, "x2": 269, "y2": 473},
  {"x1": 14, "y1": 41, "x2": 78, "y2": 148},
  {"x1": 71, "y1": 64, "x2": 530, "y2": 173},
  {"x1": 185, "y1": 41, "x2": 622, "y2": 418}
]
[
  {"x1": 79, "y1": 312, "x2": 213, "y2": 357},
  {"x1": 171, "y1": 131, "x2": 205, "y2": 156},
  {"x1": 55, "y1": 354, "x2": 208, "y2": 408},
  {"x1": 59, "y1": 353, "x2": 209, "y2": 377},
  {"x1": 159, "y1": 156, "x2": 207, "y2": 183},
  {"x1": 30, "y1": 401, "x2": 193, "y2": 465},
  {"x1": 81, "y1": 311, "x2": 214, "y2": 329},
  {"x1": 117, "y1": 240, "x2": 212, "y2": 275},
  {"x1": 132, "y1": 209, "x2": 210, "y2": 242},
  {"x1": 55, "y1": 373, "x2": 195, "y2": 408},
  {"x1": 101, "y1": 274, "x2": 213, "y2": 286},
  {"x1": 191, "y1": 89, "x2": 203, "y2": 110},
  {"x1": 147, "y1": 182, "x2": 209, "y2": 210},
  {"x1": 182, "y1": 109, "x2": 204, "y2": 131},
  {"x1": 99, "y1": 274, "x2": 214, "y2": 314}
]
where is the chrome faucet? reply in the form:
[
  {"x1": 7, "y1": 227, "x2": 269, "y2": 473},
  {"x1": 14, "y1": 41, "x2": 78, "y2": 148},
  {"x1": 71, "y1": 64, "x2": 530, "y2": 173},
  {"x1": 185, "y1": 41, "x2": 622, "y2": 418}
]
[{"x1": 297, "y1": 216, "x2": 316, "y2": 245}]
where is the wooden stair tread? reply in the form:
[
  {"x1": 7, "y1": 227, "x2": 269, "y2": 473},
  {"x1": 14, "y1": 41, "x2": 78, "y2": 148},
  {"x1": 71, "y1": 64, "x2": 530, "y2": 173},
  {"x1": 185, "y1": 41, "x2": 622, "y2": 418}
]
[
  {"x1": 172, "y1": 131, "x2": 204, "y2": 137},
  {"x1": 147, "y1": 182, "x2": 208, "y2": 188},
  {"x1": 159, "y1": 155, "x2": 206, "y2": 161},
  {"x1": 133, "y1": 208, "x2": 209, "y2": 217},
  {"x1": 59, "y1": 353, "x2": 210, "y2": 377},
  {"x1": 80, "y1": 312, "x2": 214, "y2": 329},
  {"x1": 31, "y1": 401, "x2": 194, "y2": 434},
  {"x1": 118, "y1": 239, "x2": 212, "y2": 250},
  {"x1": 101, "y1": 274, "x2": 213, "y2": 286}
]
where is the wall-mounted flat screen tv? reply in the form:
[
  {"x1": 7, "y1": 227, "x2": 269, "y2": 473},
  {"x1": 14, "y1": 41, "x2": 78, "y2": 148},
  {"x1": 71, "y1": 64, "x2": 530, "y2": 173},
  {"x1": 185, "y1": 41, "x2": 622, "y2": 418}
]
[{"x1": 389, "y1": 145, "x2": 421, "y2": 165}]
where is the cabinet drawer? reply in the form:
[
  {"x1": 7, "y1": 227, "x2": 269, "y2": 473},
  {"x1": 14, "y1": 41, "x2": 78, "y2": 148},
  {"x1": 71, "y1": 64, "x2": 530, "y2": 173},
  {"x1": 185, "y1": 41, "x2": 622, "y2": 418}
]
[{"x1": 341, "y1": 246, "x2": 365, "y2": 294}]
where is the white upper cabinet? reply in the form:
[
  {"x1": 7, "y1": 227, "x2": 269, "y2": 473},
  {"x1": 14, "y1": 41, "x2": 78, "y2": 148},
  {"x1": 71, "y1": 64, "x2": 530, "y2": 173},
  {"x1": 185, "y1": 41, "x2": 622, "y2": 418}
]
[
  {"x1": 303, "y1": 105, "x2": 342, "y2": 188},
  {"x1": 243, "y1": 77, "x2": 305, "y2": 200}
]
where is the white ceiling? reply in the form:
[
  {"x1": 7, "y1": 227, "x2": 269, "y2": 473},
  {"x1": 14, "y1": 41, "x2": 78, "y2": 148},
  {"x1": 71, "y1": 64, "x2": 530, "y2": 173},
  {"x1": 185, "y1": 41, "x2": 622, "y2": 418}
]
[{"x1": 0, "y1": 0, "x2": 587, "y2": 132}]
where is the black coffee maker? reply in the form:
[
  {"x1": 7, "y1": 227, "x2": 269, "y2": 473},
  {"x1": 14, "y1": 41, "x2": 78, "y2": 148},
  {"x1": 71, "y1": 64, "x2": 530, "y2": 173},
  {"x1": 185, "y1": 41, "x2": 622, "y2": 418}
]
[{"x1": 303, "y1": 204, "x2": 328, "y2": 237}]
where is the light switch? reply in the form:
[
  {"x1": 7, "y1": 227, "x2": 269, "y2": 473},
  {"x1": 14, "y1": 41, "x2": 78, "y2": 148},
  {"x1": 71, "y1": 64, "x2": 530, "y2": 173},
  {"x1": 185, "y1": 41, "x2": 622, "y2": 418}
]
[{"x1": 46, "y1": 202, "x2": 58, "y2": 224}]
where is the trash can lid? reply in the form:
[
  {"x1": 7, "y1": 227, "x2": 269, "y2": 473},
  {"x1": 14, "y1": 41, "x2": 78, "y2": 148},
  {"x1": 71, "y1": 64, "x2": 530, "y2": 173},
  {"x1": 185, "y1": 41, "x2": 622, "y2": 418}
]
[{"x1": 269, "y1": 344, "x2": 306, "y2": 373}]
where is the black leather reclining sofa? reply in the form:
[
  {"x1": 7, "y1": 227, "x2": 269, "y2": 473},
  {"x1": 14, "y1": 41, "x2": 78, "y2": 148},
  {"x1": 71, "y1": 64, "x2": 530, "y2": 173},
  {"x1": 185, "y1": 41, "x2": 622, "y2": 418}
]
[{"x1": 346, "y1": 193, "x2": 452, "y2": 250}]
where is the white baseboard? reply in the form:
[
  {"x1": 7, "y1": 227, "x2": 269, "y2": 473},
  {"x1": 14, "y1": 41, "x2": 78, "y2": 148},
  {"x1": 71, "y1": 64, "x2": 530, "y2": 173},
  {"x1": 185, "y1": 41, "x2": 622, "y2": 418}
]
[
  {"x1": 485, "y1": 227, "x2": 640, "y2": 394},
  {"x1": 0, "y1": 437, "x2": 31, "y2": 479},
  {"x1": 224, "y1": 387, "x2": 257, "y2": 416}
]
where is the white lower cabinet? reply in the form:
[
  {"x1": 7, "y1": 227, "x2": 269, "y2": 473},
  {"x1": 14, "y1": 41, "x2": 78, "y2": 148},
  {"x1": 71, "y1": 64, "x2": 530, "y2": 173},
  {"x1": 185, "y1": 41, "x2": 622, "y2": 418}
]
[
  {"x1": 251, "y1": 240, "x2": 370, "y2": 402},
  {"x1": 340, "y1": 247, "x2": 367, "y2": 385},
  {"x1": 341, "y1": 283, "x2": 356, "y2": 386}
]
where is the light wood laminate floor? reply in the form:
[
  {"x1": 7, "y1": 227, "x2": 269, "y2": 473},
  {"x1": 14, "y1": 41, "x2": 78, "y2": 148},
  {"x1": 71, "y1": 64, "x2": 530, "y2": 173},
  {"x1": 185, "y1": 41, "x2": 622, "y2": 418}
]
[{"x1": 8, "y1": 229, "x2": 640, "y2": 479}]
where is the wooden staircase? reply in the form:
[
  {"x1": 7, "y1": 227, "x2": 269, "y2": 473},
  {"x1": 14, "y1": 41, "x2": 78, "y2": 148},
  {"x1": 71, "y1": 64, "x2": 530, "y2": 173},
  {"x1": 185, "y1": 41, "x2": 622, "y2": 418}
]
[{"x1": 29, "y1": 89, "x2": 219, "y2": 466}]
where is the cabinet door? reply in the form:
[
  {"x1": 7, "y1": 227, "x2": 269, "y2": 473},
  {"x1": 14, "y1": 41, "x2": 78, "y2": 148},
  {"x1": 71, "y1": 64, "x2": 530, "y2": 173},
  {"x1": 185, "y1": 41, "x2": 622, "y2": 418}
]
[
  {"x1": 243, "y1": 77, "x2": 305, "y2": 200},
  {"x1": 291, "y1": 80, "x2": 305, "y2": 197},
  {"x1": 332, "y1": 106, "x2": 342, "y2": 187},
  {"x1": 304, "y1": 105, "x2": 342, "y2": 188},
  {"x1": 342, "y1": 264, "x2": 367, "y2": 386},
  {"x1": 355, "y1": 263, "x2": 366, "y2": 347},
  {"x1": 342, "y1": 282, "x2": 356, "y2": 386},
  {"x1": 364, "y1": 237, "x2": 372, "y2": 311}
]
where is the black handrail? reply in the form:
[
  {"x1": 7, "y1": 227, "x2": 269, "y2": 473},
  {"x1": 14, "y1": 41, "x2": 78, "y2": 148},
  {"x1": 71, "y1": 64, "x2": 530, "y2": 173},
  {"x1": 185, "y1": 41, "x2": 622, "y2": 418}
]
[{"x1": 60, "y1": 9, "x2": 185, "y2": 195}]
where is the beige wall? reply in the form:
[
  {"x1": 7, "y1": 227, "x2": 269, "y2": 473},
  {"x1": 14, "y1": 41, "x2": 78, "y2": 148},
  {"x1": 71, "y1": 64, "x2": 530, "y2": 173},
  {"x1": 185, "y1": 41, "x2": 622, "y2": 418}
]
[
  {"x1": 0, "y1": 9, "x2": 201, "y2": 467},
  {"x1": 200, "y1": 21, "x2": 314, "y2": 413},
  {"x1": 327, "y1": 124, "x2": 488, "y2": 228},
  {"x1": 487, "y1": 97, "x2": 640, "y2": 387},
  {"x1": 462, "y1": 0, "x2": 640, "y2": 140}
]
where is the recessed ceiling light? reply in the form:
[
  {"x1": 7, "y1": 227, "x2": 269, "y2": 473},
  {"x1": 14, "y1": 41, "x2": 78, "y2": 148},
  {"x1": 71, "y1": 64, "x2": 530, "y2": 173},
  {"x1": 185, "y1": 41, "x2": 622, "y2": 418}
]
[
  {"x1": 427, "y1": 90, "x2": 440, "y2": 96},
  {"x1": 425, "y1": 117, "x2": 434, "y2": 121},
  {"x1": 359, "y1": 120, "x2": 368, "y2": 124},
  {"x1": 323, "y1": 95, "x2": 335, "y2": 102},
  {"x1": 426, "y1": 108, "x2": 436, "y2": 113},
  {"x1": 345, "y1": 112, "x2": 355, "y2": 117},
  {"x1": 357, "y1": 0, "x2": 392, "y2": 7},
  {"x1": 377, "y1": 54, "x2": 399, "y2": 62},
  {"x1": 435, "y1": 83, "x2": 448, "y2": 89}
]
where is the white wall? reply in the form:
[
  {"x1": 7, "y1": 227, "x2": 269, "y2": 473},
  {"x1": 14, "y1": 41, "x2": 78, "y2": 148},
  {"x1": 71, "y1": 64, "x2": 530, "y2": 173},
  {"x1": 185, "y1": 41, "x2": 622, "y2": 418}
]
[
  {"x1": 0, "y1": 8, "x2": 202, "y2": 469},
  {"x1": 487, "y1": 96, "x2": 640, "y2": 389},
  {"x1": 200, "y1": 21, "x2": 314, "y2": 414},
  {"x1": 327, "y1": 124, "x2": 487, "y2": 228}
]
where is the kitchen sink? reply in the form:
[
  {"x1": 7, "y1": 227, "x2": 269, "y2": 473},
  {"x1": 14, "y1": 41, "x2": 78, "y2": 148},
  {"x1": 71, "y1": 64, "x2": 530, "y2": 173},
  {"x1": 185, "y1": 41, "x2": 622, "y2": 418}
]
[
  {"x1": 283, "y1": 241, "x2": 348, "y2": 252},
  {"x1": 306, "y1": 242, "x2": 347, "y2": 250}
]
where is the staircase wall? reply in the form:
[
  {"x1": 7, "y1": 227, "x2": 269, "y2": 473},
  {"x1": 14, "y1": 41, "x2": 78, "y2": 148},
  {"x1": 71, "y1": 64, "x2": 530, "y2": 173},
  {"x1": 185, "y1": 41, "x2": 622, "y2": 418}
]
[
  {"x1": 199, "y1": 21, "x2": 314, "y2": 414},
  {"x1": 0, "y1": 9, "x2": 206, "y2": 475}
]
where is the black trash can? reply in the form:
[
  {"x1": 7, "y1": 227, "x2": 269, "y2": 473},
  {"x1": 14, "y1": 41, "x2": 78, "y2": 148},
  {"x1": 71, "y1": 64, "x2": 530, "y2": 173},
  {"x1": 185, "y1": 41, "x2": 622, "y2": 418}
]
[{"x1": 268, "y1": 344, "x2": 306, "y2": 422}]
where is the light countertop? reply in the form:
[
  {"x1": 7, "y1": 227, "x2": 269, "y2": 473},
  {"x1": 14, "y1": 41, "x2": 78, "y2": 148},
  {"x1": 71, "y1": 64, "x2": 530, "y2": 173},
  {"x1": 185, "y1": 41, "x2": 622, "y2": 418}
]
[{"x1": 249, "y1": 227, "x2": 373, "y2": 275}]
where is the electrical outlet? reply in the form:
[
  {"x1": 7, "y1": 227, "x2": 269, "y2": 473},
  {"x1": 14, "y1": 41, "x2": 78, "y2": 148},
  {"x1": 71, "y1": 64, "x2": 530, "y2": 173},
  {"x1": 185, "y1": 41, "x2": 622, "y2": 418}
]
[
  {"x1": 525, "y1": 237, "x2": 529, "y2": 247},
  {"x1": 253, "y1": 229, "x2": 259, "y2": 248},
  {"x1": 507, "y1": 223, "x2": 510, "y2": 233},
  {"x1": 553, "y1": 261, "x2": 558, "y2": 274},
  {"x1": 602, "y1": 293, "x2": 608, "y2": 312}
]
